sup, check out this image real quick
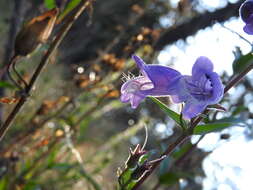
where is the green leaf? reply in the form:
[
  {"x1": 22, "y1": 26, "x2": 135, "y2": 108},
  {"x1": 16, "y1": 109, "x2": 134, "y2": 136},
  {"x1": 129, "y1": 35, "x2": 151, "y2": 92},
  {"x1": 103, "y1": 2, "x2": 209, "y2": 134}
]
[
  {"x1": 78, "y1": 116, "x2": 92, "y2": 142},
  {"x1": 149, "y1": 97, "x2": 185, "y2": 126},
  {"x1": 138, "y1": 154, "x2": 149, "y2": 165},
  {"x1": 159, "y1": 172, "x2": 180, "y2": 186},
  {"x1": 118, "y1": 169, "x2": 133, "y2": 186},
  {"x1": 46, "y1": 146, "x2": 59, "y2": 168},
  {"x1": 193, "y1": 122, "x2": 237, "y2": 135},
  {"x1": 58, "y1": 0, "x2": 81, "y2": 22},
  {"x1": 232, "y1": 51, "x2": 253, "y2": 74},
  {"x1": 44, "y1": 0, "x2": 56, "y2": 9},
  {"x1": 125, "y1": 181, "x2": 137, "y2": 190},
  {"x1": 23, "y1": 180, "x2": 39, "y2": 190},
  {"x1": 0, "y1": 81, "x2": 15, "y2": 89},
  {"x1": 0, "y1": 177, "x2": 7, "y2": 190},
  {"x1": 232, "y1": 105, "x2": 248, "y2": 116}
]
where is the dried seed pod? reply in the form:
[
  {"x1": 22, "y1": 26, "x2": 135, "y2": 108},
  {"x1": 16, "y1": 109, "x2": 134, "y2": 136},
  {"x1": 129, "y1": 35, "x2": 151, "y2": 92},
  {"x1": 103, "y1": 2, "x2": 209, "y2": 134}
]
[{"x1": 14, "y1": 8, "x2": 59, "y2": 56}]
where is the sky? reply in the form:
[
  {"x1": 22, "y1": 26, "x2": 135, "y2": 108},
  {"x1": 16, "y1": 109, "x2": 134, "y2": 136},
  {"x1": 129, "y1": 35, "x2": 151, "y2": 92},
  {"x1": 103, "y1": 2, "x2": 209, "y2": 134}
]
[
  {"x1": 158, "y1": 18, "x2": 252, "y2": 76},
  {"x1": 156, "y1": 1, "x2": 253, "y2": 190}
]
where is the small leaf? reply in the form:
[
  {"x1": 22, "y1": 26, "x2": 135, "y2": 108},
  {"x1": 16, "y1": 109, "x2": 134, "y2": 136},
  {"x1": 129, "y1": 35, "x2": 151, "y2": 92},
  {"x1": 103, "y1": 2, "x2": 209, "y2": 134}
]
[
  {"x1": 57, "y1": 0, "x2": 81, "y2": 23},
  {"x1": 232, "y1": 52, "x2": 253, "y2": 74},
  {"x1": 44, "y1": 0, "x2": 56, "y2": 9},
  {"x1": 46, "y1": 146, "x2": 59, "y2": 167},
  {"x1": 232, "y1": 105, "x2": 248, "y2": 116},
  {"x1": 125, "y1": 181, "x2": 137, "y2": 190},
  {"x1": 0, "y1": 81, "x2": 15, "y2": 89},
  {"x1": 23, "y1": 180, "x2": 39, "y2": 190},
  {"x1": 119, "y1": 169, "x2": 133, "y2": 186},
  {"x1": 0, "y1": 177, "x2": 7, "y2": 190},
  {"x1": 149, "y1": 97, "x2": 186, "y2": 126},
  {"x1": 193, "y1": 122, "x2": 237, "y2": 135},
  {"x1": 138, "y1": 154, "x2": 149, "y2": 165}
]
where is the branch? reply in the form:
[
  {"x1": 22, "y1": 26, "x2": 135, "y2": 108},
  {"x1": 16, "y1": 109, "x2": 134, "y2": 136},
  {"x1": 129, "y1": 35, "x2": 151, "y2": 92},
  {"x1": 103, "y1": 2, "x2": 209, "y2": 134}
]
[
  {"x1": 0, "y1": 0, "x2": 94, "y2": 142},
  {"x1": 154, "y1": 0, "x2": 244, "y2": 50}
]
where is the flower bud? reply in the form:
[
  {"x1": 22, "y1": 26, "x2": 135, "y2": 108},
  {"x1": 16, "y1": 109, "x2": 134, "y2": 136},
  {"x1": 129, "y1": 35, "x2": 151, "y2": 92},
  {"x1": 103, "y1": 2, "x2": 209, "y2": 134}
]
[
  {"x1": 125, "y1": 144, "x2": 147, "y2": 169},
  {"x1": 14, "y1": 8, "x2": 59, "y2": 56},
  {"x1": 239, "y1": 0, "x2": 253, "y2": 34}
]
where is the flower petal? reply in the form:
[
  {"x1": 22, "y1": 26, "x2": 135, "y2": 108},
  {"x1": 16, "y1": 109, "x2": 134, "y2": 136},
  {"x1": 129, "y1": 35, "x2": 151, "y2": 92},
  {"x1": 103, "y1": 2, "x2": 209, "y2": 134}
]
[
  {"x1": 206, "y1": 72, "x2": 224, "y2": 104},
  {"x1": 170, "y1": 94, "x2": 188, "y2": 103},
  {"x1": 120, "y1": 74, "x2": 153, "y2": 108},
  {"x1": 120, "y1": 93, "x2": 131, "y2": 103},
  {"x1": 192, "y1": 56, "x2": 213, "y2": 80},
  {"x1": 130, "y1": 94, "x2": 144, "y2": 109},
  {"x1": 132, "y1": 55, "x2": 182, "y2": 96},
  {"x1": 244, "y1": 23, "x2": 253, "y2": 35},
  {"x1": 169, "y1": 76, "x2": 190, "y2": 103},
  {"x1": 143, "y1": 65, "x2": 181, "y2": 94},
  {"x1": 182, "y1": 100, "x2": 207, "y2": 119},
  {"x1": 132, "y1": 55, "x2": 146, "y2": 71}
]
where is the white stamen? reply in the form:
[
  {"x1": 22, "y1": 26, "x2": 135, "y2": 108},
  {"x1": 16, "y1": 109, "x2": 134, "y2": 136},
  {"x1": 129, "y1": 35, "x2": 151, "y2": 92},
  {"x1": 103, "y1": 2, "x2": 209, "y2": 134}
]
[
  {"x1": 128, "y1": 71, "x2": 135, "y2": 79},
  {"x1": 121, "y1": 72, "x2": 128, "y2": 82},
  {"x1": 121, "y1": 72, "x2": 137, "y2": 82}
]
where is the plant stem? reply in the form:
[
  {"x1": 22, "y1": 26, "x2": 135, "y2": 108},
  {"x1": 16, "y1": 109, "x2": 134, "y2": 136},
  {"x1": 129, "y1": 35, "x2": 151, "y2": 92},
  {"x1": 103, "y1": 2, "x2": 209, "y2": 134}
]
[{"x1": 0, "y1": 0, "x2": 94, "y2": 142}]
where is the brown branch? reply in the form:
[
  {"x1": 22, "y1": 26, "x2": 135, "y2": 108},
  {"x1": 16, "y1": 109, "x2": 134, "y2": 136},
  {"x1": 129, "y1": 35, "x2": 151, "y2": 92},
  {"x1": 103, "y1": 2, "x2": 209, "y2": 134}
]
[
  {"x1": 0, "y1": 0, "x2": 94, "y2": 142},
  {"x1": 154, "y1": 0, "x2": 244, "y2": 50}
]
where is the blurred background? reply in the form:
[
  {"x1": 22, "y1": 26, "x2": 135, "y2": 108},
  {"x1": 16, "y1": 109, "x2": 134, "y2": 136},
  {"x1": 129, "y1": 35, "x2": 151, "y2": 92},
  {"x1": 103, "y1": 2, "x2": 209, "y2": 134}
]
[{"x1": 0, "y1": 0, "x2": 253, "y2": 189}]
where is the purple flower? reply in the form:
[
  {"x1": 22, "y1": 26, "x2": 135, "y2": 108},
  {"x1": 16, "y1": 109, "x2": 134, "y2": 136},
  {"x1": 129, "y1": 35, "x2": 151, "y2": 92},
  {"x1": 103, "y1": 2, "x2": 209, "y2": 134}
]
[
  {"x1": 240, "y1": 0, "x2": 253, "y2": 34},
  {"x1": 120, "y1": 55, "x2": 181, "y2": 108},
  {"x1": 120, "y1": 55, "x2": 224, "y2": 119},
  {"x1": 170, "y1": 57, "x2": 224, "y2": 119}
]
